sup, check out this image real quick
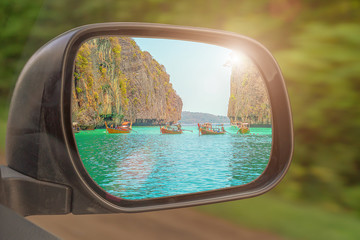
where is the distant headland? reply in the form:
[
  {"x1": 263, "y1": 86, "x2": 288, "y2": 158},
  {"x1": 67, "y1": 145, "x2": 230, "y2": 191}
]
[{"x1": 179, "y1": 111, "x2": 230, "y2": 125}]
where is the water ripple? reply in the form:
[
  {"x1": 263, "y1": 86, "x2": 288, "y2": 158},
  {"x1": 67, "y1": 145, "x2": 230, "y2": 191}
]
[{"x1": 76, "y1": 126, "x2": 272, "y2": 200}]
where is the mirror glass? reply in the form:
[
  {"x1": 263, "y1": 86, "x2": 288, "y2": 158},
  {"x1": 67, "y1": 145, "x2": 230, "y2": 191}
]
[{"x1": 72, "y1": 36, "x2": 272, "y2": 200}]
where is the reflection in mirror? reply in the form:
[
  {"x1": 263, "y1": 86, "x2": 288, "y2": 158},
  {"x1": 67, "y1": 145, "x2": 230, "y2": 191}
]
[{"x1": 72, "y1": 36, "x2": 272, "y2": 200}]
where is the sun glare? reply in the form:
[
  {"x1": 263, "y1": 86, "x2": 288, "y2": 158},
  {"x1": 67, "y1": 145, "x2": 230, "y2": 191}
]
[{"x1": 226, "y1": 51, "x2": 249, "y2": 67}]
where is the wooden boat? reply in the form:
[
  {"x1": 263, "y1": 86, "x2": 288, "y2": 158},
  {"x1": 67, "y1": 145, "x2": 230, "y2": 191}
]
[
  {"x1": 160, "y1": 126, "x2": 183, "y2": 134},
  {"x1": 160, "y1": 123, "x2": 183, "y2": 134},
  {"x1": 105, "y1": 121, "x2": 132, "y2": 134},
  {"x1": 237, "y1": 122, "x2": 250, "y2": 134},
  {"x1": 200, "y1": 128, "x2": 225, "y2": 135},
  {"x1": 198, "y1": 123, "x2": 225, "y2": 135},
  {"x1": 73, "y1": 122, "x2": 80, "y2": 133}
]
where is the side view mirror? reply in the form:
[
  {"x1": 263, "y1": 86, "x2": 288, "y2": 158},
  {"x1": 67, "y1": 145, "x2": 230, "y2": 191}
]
[{"x1": 0, "y1": 23, "x2": 293, "y2": 216}]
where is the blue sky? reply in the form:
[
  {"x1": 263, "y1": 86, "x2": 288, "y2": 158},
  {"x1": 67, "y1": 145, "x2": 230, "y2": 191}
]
[{"x1": 134, "y1": 38, "x2": 233, "y2": 116}]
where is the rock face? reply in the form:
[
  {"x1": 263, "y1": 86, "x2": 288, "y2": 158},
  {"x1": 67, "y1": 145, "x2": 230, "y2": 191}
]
[
  {"x1": 227, "y1": 59, "x2": 271, "y2": 126},
  {"x1": 72, "y1": 37, "x2": 182, "y2": 127}
]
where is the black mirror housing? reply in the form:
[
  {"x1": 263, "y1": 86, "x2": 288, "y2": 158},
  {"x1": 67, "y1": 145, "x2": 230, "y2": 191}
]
[{"x1": 3, "y1": 23, "x2": 293, "y2": 216}]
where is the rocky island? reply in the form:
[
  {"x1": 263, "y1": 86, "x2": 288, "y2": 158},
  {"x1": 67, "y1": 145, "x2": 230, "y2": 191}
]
[
  {"x1": 72, "y1": 37, "x2": 182, "y2": 128},
  {"x1": 227, "y1": 58, "x2": 271, "y2": 126}
]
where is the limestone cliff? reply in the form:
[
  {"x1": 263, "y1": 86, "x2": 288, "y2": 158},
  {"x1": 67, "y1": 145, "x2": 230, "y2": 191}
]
[
  {"x1": 227, "y1": 59, "x2": 271, "y2": 125},
  {"x1": 72, "y1": 37, "x2": 182, "y2": 128}
]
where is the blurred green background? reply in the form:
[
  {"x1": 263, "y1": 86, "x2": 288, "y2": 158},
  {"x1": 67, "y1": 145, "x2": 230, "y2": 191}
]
[{"x1": 1, "y1": 0, "x2": 360, "y2": 239}]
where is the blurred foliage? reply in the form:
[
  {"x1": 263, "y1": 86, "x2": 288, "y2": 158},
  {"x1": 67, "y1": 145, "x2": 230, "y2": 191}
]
[
  {"x1": 0, "y1": 0, "x2": 44, "y2": 97},
  {"x1": 199, "y1": 195, "x2": 360, "y2": 240},
  {"x1": 0, "y1": 102, "x2": 7, "y2": 153},
  {"x1": 1, "y1": 0, "x2": 360, "y2": 215}
]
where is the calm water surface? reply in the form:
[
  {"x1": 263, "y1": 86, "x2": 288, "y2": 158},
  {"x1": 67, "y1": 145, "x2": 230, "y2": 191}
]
[{"x1": 75, "y1": 126, "x2": 272, "y2": 200}]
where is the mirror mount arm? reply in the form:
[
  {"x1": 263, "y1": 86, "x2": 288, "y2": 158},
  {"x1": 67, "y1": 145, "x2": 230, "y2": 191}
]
[{"x1": 0, "y1": 165, "x2": 71, "y2": 216}]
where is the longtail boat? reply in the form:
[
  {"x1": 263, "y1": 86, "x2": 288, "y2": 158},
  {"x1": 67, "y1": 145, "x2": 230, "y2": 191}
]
[
  {"x1": 73, "y1": 122, "x2": 80, "y2": 133},
  {"x1": 105, "y1": 121, "x2": 132, "y2": 134},
  {"x1": 160, "y1": 124, "x2": 183, "y2": 134},
  {"x1": 160, "y1": 126, "x2": 182, "y2": 134},
  {"x1": 237, "y1": 122, "x2": 250, "y2": 134},
  {"x1": 198, "y1": 123, "x2": 225, "y2": 135}
]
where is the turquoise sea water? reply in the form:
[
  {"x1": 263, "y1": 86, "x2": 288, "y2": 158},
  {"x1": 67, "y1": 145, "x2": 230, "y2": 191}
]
[{"x1": 75, "y1": 126, "x2": 272, "y2": 200}]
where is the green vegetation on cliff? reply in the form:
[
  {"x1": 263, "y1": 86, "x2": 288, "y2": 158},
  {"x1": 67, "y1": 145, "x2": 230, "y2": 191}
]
[{"x1": 72, "y1": 37, "x2": 182, "y2": 127}]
